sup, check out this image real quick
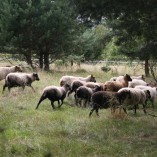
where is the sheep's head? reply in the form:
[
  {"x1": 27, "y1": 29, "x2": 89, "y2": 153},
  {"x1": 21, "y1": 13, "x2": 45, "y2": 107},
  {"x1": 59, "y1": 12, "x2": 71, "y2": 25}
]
[
  {"x1": 33, "y1": 73, "x2": 40, "y2": 81},
  {"x1": 124, "y1": 74, "x2": 132, "y2": 82},
  {"x1": 15, "y1": 65, "x2": 22, "y2": 72},
  {"x1": 90, "y1": 74, "x2": 96, "y2": 82}
]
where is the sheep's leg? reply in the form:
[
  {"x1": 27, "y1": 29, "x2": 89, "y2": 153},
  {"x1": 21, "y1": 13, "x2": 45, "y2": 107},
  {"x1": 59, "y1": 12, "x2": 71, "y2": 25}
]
[
  {"x1": 30, "y1": 85, "x2": 35, "y2": 92},
  {"x1": 2, "y1": 84, "x2": 7, "y2": 94},
  {"x1": 58, "y1": 100, "x2": 63, "y2": 108},
  {"x1": 74, "y1": 93, "x2": 79, "y2": 106},
  {"x1": 150, "y1": 100, "x2": 154, "y2": 109},
  {"x1": 57, "y1": 100, "x2": 60, "y2": 107},
  {"x1": 142, "y1": 104, "x2": 147, "y2": 114},
  {"x1": 95, "y1": 108, "x2": 99, "y2": 117},
  {"x1": 134, "y1": 105, "x2": 137, "y2": 114},
  {"x1": 84, "y1": 99, "x2": 89, "y2": 108},
  {"x1": 78, "y1": 99, "x2": 82, "y2": 107},
  {"x1": 51, "y1": 101, "x2": 55, "y2": 110},
  {"x1": 89, "y1": 108, "x2": 95, "y2": 117},
  {"x1": 22, "y1": 86, "x2": 25, "y2": 91},
  {"x1": 8, "y1": 87, "x2": 11, "y2": 93}
]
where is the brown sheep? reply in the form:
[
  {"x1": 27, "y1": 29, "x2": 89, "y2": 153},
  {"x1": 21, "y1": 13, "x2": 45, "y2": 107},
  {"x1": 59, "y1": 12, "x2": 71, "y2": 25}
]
[{"x1": 103, "y1": 74, "x2": 132, "y2": 92}]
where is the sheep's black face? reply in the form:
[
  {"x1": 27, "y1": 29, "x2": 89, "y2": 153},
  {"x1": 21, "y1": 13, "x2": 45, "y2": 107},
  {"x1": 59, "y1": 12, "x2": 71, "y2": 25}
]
[
  {"x1": 33, "y1": 73, "x2": 40, "y2": 81},
  {"x1": 90, "y1": 75, "x2": 96, "y2": 82},
  {"x1": 15, "y1": 66, "x2": 23, "y2": 72},
  {"x1": 125, "y1": 74, "x2": 132, "y2": 81}
]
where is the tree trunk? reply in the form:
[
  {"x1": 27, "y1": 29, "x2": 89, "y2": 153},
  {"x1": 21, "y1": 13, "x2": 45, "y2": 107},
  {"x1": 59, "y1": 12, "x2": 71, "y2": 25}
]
[
  {"x1": 145, "y1": 59, "x2": 150, "y2": 77},
  {"x1": 39, "y1": 52, "x2": 44, "y2": 69},
  {"x1": 44, "y1": 52, "x2": 49, "y2": 71},
  {"x1": 25, "y1": 53, "x2": 33, "y2": 68}
]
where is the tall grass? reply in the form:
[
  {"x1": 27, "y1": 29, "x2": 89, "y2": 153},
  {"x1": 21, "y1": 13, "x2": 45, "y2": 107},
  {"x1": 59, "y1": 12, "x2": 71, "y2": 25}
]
[{"x1": 0, "y1": 64, "x2": 157, "y2": 157}]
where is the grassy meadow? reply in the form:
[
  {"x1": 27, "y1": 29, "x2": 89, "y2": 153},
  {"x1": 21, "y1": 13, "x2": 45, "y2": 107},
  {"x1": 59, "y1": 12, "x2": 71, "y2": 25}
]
[{"x1": 0, "y1": 62, "x2": 157, "y2": 157}]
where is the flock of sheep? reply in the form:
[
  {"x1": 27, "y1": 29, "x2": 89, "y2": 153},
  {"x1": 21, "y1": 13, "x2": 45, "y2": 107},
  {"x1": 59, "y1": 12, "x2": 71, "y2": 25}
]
[{"x1": 0, "y1": 65, "x2": 156, "y2": 117}]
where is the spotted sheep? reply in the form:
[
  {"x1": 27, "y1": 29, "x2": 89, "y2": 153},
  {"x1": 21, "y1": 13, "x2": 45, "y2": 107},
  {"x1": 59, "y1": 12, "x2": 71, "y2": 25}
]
[
  {"x1": 117, "y1": 87, "x2": 151, "y2": 114},
  {"x1": 2, "y1": 72, "x2": 40, "y2": 93},
  {"x1": 135, "y1": 85, "x2": 157, "y2": 109}
]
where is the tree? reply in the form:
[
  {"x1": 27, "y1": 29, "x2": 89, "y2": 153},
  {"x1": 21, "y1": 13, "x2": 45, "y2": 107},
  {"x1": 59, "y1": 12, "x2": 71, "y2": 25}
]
[
  {"x1": 0, "y1": 0, "x2": 79, "y2": 70},
  {"x1": 73, "y1": 0, "x2": 157, "y2": 76},
  {"x1": 73, "y1": 24, "x2": 110, "y2": 61}
]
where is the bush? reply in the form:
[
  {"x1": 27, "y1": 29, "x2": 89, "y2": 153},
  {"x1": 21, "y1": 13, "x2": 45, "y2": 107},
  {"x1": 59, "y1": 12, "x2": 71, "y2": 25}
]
[{"x1": 101, "y1": 66, "x2": 111, "y2": 72}]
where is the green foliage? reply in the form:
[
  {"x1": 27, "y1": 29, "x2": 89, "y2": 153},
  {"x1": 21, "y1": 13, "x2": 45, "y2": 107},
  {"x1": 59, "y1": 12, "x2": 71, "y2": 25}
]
[
  {"x1": 74, "y1": 24, "x2": 109, "y2": 60},
  {"x1": 0, "y1": 0, "x2": 80, "y2": 65},
  {"x1": 74, "y1": 0, "x2": 157, "y2": 62}
]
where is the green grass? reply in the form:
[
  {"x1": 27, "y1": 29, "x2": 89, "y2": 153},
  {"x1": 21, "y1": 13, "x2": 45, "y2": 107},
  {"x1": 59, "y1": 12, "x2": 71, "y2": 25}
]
[{"x1": 0, "y1": 68, "x2": 157, "y2": 157}]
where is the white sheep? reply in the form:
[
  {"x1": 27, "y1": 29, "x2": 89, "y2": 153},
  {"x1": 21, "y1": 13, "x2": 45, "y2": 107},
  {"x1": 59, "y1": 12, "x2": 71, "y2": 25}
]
[
  {"x1": 0, "y1": 65, "x2": 22, "y2": 81},
  {"x1": 135, "y1": 85, "x2": 157, "y2": 109},
  {"x1": 128, "y1": 79, "x2": 147, "y2": 88},
  {"x1": 131, "y1": 75, "x2": 145, "y2": 81},
  {"x1": 36, "y1": 84, "x2": 70, "y2": 110},
  {"x1": 59, "y1": 74, "x2": 96, "y2": 86},
  {"x1": 2, "y1": 72, "x2": 40, "y2": 93},
  {"x1": 118, "y1": 87, "x2": 151, "y2": 114}
]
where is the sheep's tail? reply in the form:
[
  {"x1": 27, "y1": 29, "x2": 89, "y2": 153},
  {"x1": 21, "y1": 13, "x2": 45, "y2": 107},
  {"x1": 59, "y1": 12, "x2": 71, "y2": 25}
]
[
  {"x1": 2, "y1": 77, "x2": 10, "y2": 94},
  {"x1": 36, "y1": 91, "x2": 47, "y2": 109}
]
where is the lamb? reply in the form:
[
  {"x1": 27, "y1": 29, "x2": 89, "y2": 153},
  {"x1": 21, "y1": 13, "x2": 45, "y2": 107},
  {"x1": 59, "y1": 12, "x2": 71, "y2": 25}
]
[
  {"x1": 59, "y1": 74, "x2": 96, "y2": 86},
  {"x1": 104, "y1": 74, "x2": 132, "y2": 92},
  {"x1": 117, "y1": 88, "x2": 151, "y2": 114},
  {"x1": 0, "y1": 65, "x2": 22, "y2": 81},
  {"x1": 2, "y1": 72, "x2": 40, "y2": 93},
  {"x1": 135, "y1": 85, "x2": 157, "y2": 109},
  {"x1": 76, "y1": 85, "x2": 102, "y2": 107},
  {"x1": 89, "y1": 90, "x2": 130, "y2": 117},
  {"x1": 128, "y1": 79, "x2": 147, "y2": 88},
  {"x1": 36, "y1": 84, "x2": 70, "y2": 110}
]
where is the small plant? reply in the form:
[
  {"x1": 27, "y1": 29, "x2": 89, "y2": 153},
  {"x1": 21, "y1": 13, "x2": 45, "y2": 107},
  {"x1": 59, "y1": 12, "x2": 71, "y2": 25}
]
[{"x1": 101, "y1": 66, "x2": 111, "y2": 72}]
